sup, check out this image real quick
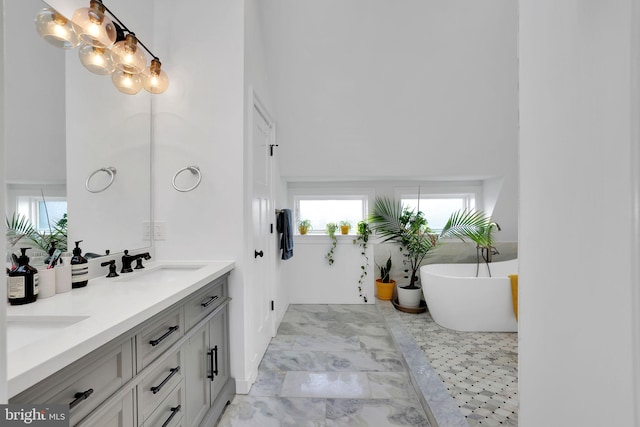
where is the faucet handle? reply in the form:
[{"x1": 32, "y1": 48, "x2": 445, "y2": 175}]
[
  {"x1": 135, "y1": 258, "x2": 145, "y2": 269},
  {"x1": 100, "y1": 260, "x2": 120, "y2": 278}
]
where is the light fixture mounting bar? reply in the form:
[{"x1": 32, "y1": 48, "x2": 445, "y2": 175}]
[{"x1": 97, "y1": 0, "x2": 160, "y2": 60}]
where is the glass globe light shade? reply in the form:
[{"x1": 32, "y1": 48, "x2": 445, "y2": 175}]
[
  {"x1": 78, "y1": 43, "x2": 115, "y2": 75},
  {"x1": 34, "y1": 8, "x2": 80, "y2": 49},
  {"x1": 112, "y1": 70, "x2": 142, "y2": 95},
  {"x1": 111, "y1": 34, "x2": 147, "y2": 74},
  {"x1": 72, "y1": 0, "x2": 116, "y2": 48},
  {"x1": 143, "y1": 59, "x2": 170, "y2": 94}
]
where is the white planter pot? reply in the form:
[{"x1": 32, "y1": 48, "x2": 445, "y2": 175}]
[{"x1": 397, "y1": 285, "x2": 422, "y2": 308}]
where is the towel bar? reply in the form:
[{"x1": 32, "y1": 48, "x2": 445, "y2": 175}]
[
  {"x1": 172, "y1": 166, "x2": 202, "y2": 192},
  {"x1": 85, "y1": 167, "x2": 117, "y2": 193}
]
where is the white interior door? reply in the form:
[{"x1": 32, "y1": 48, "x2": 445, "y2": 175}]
[{"x1": 248, "y1": 96, "x2": 276, "y2": 371}]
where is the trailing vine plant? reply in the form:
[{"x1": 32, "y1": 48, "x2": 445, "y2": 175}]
[
  {"x1": 325, "y1": 222, "x2": 338, "y2": 265},
  {"x1": 353, "y1": 220, "x2": 372, "y2": 302}
]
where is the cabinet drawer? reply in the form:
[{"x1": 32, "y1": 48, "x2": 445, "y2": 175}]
[
  {"x1": 184, "y1": 277, "x2": 227, "y2": 331},
  {"x1": 139, "y1": 348, "x2": 184, "y2": 422},
  {"x1": 10, "y1": 337, "x2": 134, "y2": 426},
  {"x1": 76, "y1": 390, "x2": 136, "y2": 427},
  {"x1": 142, "y1": 380, "x2": 185, "y2": 427},
  {"x1": 136, "y1": 307, "x2": 184, "y2": 370}
]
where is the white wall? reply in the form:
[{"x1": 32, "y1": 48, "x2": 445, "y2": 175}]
[
  {"x1": 0, "y1": 0, "x2": 8, "y2": 404},
  {"x1": 4, "y1": 0, "x2": 65, "y2": 186},
  {"x1": 284, "y1": 237, "x2": 375, "y2": 304},
  {"x1": 153, "y1": 0, "x2": 250, "y2": 391},
  {"x1": 258, "y1": 0, "x2": 519, "y2": 241},
  {"x1": 519, "y1": 1, "x2": 638, "y2": 426}
]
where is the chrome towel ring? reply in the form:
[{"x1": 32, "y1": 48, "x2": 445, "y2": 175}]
[
  {"x1": 85, "y1": 167, "x2": 117, "y2": 193},
  {"x1": 172, "y1": 166, "x2": 202, "y2": 192}
]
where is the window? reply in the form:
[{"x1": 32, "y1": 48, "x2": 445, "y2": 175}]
[
  {"x1": 400, "y1": 194, "x2": 475, "y2": 233},
  {"x1": 294, "y1": 195, "x2": 369, "y2": 235},
  {"x1": 17, "y1": 196, "x2": 67, "y2": 233}
]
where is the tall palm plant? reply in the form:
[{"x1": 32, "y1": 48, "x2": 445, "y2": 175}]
[{"x1": 369, "y1": 197, "x2": 493, "y2": 288}]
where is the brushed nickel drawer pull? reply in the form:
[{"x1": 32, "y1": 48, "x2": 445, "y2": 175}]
[
  {"x1": 69, "y1": 388, "x2": 94, "y2": 410},
  {"x1": 150, "y1": 325, "x2": 179, "y2": 347},
  {"x1": 161, "y1": 405, "x2": 181, "y2": 427},
  {"x1": 151, "y1": 366, "x2": 180, "y2": 394},
  {"x1": 201, "y1": 295, "x2": 219, "y2": 308}
]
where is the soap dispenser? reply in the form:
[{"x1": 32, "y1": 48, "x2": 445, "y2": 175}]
[
  {"x1": 71, "y1": 240, "x2": 89, "y2": 288},
  {"x1": 7, "y1": 248, "x2": 39, "y2": 305}
]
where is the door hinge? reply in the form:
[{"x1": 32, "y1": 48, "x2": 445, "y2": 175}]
[{"x1": 271, "y1": 300, "x2": 275, "y2": 311}]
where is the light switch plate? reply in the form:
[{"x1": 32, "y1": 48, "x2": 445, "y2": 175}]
[{"x1": 154, "y1": 222, "x2": 166, "y2": 240}]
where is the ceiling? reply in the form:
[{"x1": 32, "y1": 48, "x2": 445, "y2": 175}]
[{"x1": 255, "y1": 1, "x2": 519, "y2": 180}]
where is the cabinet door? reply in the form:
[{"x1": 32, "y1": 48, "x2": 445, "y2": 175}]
[
  {"x1": 183, "y1": 323, "x2": 211, "y2": 427},
  {"x1": 209, "y1": 305, "x2": 229, "y2": 400}
]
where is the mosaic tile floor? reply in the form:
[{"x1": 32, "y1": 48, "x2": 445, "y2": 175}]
[
  {"x1": 218, "y1": 304, "x2": 431, "y2": 426},
  {"x1": 395, "y1": 309, "x2": 519, "y2": 427}
]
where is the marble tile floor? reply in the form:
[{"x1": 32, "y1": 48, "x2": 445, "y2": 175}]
[
  {"x1": 217, "y1": 304, "x2": 432, "y2": 426},
  {"x1": 395, "y1": 307, "x2": 519, "y2": 427}
]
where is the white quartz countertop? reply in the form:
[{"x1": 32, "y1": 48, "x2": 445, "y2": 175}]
[{"x1": 5, "y1": 260, "x2": 234, "y2": 398}]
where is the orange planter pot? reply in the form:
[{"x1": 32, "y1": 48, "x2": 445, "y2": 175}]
[
  {"x1": 340, "y1": 225, "x2": 350, "y2": 234},
  {"x1": 376, "y1": 279, "x2": 396, "y2": 300}
]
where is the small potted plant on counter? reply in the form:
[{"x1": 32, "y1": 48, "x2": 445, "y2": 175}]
[
  {"x1": 297, "y1": 219, "x2": 312, "y2": 235},
  {"x1": 375, "y1": 254, "x2": 395, "y2": 300},
  {"x1": 339, "y1": 220, "x2": 351, "y2": 235}
]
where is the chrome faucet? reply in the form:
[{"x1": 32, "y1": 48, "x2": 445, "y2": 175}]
[{"x1": 121, "y1": 250, "x2": 152, "y2": 273}]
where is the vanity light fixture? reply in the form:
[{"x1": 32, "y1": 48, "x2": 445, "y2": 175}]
[
  {"x1": 34, "y1": 7, "x2": 80, "y2": 49},
  {"x1": 111, "y1": 33, "x2": 147, "y2": 74},
  {"x1": 34, "y1": 0, "x2": 169, "y2": 94},
  {"x1": 78, "y1": 44, "x2": 115, "y2": 75},
  {"x1": 142, "y1": 59, "x2": 170, "y2": 94},
  {"x1": 111, "y1": 69, "x2": 143, "y2": 95}
]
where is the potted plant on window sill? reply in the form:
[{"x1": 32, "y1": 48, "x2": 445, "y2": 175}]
[
  {"x1": 325, "y1": 222, "x2": 338, "y2": 265},
  {"x1": 354, "y1": 220, "x2": 372, "y2": 303},
  {"x1": 297, "y1": 219, "x2": 312, "y2": 235},
  {"x1": 375, "y1": 253, "x2": 395, "y2": 300},
  {"x1": 339, "y1": 220, "x2": 351, "y2": 235},
  {"x1": 370, "y1": 197, "x2": 491, "y2": 309}
]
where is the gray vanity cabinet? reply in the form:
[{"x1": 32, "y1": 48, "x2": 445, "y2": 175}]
[
  {"x1": 184, "y1": 288, "x2": 232, "y2": 427},
  {"x1": 76, "y1": 391, "x2": 136, "y2": 427},
  {"x1": 9, "y1": 272, "x2": 234, "y2": 427},
  {"x1": 9, "y1": 337, "x2": 135, "y2": 426}
]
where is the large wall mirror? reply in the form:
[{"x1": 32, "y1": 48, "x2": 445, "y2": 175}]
[{"x1": 4, "y1": 0, "x2": 152, "y2": 257}]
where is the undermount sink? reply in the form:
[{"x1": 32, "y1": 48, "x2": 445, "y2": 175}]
[
  {"x1": 7, "y1": 315, "x2": 90, "y2": 353},
  {"x1": 115, "y1": 264, "x2": 206, "y2": 283}
]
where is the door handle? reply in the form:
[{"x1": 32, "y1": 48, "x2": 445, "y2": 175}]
[{"x1": 254, "y1": 250, "x2": 264, "y2": 258}]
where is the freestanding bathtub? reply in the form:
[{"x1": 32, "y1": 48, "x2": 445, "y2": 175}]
[{"x1": 420, "y1": 259, "x2": 518, "y2": 332}]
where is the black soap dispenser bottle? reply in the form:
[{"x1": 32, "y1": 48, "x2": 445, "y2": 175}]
[
  {"x1": 71, "y1": 240, "x2": 89, "y2": 288},
  {"x1": 7, "y1": 248, "x2": 39, "y2": 305}
]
